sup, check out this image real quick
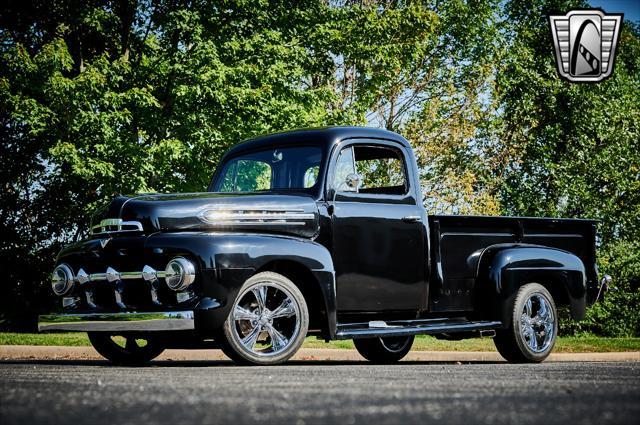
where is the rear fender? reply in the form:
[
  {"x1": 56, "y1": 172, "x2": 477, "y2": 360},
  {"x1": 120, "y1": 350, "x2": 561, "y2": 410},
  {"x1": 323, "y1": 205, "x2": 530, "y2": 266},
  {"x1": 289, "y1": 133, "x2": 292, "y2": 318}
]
[{"x1": 476, "y1": 244, "x2": 587, "y2": 326}]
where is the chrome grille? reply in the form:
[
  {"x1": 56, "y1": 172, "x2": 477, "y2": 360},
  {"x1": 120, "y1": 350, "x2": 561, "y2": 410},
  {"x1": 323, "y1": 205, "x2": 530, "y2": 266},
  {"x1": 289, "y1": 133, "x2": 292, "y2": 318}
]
[{"x1": 71, "y1": 265, "x2": 192, "y2": 310}]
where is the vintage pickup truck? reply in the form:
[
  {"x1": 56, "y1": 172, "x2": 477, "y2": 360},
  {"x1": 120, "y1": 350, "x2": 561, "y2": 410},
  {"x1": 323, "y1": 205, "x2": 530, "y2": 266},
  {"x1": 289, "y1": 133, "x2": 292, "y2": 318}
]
[{"x1": 39, "y1": 127, "x2": 608, "y2": 365}]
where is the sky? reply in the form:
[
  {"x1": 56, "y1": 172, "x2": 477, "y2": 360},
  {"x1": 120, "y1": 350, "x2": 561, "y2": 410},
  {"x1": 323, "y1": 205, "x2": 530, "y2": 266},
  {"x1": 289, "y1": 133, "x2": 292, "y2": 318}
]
[{"x1": 589, "y1": 0, "x2": 640, "y2": 22}]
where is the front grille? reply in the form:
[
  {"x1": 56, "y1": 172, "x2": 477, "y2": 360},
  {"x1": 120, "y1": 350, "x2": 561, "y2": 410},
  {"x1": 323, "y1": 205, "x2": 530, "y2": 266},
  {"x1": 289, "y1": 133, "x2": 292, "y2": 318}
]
[
  {"x1": 87, "y1": 279, "x2": 187, "y2": 310},
  {"x1": 65, "y1": 258, "x2": 198, "y2": 312},
  {"x1": 58, "y1": 235, "x2": 200, "y2": 312}
]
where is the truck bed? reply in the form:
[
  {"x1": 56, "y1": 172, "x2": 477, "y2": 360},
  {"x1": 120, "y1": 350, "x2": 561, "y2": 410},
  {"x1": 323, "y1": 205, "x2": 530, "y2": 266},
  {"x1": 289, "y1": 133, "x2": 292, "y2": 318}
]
[{"x1": 428, "y1": 215, "x2": 598, "y2": 311}]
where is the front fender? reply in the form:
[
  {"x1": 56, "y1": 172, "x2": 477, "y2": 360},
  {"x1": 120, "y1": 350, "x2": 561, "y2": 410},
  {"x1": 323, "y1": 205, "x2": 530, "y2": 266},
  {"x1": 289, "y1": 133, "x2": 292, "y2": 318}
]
[
  {"x1": 476, "y1": 244, "x2": 587, "y2": 325},
  {"x1": 145, "y1": 232, "x2": 336, "y2": 336}
]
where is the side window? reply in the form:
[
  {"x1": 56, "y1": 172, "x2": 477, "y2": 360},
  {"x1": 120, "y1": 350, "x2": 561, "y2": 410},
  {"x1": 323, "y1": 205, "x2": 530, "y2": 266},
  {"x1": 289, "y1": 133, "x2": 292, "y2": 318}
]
[
  {"x1": 354, "y1": 146, "x2": 407, "y2": 195},
  {"x1": 333, "y1": 147, "x2": 356, "y2": 192},
  {"x1": 219, "y1": 159, "x2": 272, "y2": 192}
]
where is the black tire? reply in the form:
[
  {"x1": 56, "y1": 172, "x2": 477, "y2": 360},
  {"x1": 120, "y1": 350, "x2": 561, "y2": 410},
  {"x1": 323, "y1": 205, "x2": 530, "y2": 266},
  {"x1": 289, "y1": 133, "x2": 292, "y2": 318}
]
[
  {"x1": 88, "y1": 332, "x2": 165, "y2": 366},
  {"x1": 354, "y1": 336, "x2": 414, "y2": 364},
  {"x1": 222, "y1": 271, "x2": 309, "y2": 365},
  {"x1": 494, "y1": 283, "x2": 558, "y2": 363}
]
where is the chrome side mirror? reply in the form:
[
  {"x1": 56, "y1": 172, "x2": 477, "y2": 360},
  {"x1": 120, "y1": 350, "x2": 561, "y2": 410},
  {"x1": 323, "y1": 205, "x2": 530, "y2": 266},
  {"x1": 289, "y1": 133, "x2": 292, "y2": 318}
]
[{"x1": 345, "y1": 173, "x2": 362, "y2": 191}]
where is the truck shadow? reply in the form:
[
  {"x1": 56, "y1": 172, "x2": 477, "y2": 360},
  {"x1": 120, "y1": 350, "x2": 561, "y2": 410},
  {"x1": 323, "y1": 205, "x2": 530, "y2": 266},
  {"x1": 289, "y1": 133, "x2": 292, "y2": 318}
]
[{"x1": 0, "y1": 359, "x2": 504, "y2": 367}]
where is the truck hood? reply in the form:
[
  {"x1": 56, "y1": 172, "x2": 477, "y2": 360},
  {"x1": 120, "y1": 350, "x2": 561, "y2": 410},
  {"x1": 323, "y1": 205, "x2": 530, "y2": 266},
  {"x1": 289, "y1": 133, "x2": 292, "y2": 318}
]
[{"x1": 91, "y1": 192, "x2": 320, "y2": 239}]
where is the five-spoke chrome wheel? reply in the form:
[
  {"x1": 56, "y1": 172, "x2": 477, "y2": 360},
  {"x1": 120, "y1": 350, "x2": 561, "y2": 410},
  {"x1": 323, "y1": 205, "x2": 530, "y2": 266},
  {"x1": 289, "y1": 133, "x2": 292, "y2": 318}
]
[
  {"x1": 519, "y1": 293, "x2": 555, "y2": 353},
  {"x1": 233, "y1": 283, "x2": 300, "y2": 354},
  {"x1": 494, "y1": 282, "x2": 558, "y2": 363},
  {"x1": 222, "y1": 272, "x2": 309, "y2": 365}
]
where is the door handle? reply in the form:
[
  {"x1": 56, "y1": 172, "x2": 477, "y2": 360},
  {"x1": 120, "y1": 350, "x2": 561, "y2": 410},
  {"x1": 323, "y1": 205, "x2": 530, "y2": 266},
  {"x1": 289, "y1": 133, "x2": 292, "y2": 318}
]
[{"x1": 402, "y1": 215, "x2": 421, "y2": 223}]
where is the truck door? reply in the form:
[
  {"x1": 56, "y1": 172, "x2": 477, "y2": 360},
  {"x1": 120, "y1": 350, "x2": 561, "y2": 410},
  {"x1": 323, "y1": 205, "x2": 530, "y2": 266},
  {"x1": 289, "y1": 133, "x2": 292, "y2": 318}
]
[{"x1": 330, "y1": 141, "x2": 426, "y2": 312}]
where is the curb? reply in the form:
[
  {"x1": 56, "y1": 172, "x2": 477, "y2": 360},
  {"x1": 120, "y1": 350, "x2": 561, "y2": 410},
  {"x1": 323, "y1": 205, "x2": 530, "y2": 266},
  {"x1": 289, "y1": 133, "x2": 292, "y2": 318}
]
[{"x1": 1, "y1": 345, "x2": 639, "y2": 363}]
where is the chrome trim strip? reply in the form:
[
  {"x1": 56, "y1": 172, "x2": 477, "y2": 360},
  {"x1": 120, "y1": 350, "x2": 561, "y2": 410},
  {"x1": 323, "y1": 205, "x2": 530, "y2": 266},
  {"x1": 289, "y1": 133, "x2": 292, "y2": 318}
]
[
  {"x1": 79, "y1": 269, "x2": 167, "y2": 283},
  {"x1": 91, "y1": 218, "x2": 143, "y2": 235},
  {"x1": 199, "y1": 208, "x2": 315, "y2": 227},
  {"x1": 335, "y1": 320, "x2": 503, "y2": 340},
  {"x1": 203, "y1": 221, "x2": 308, "y2": 226},
  {"x1": 89, "y1": 272, "x2": 107, "y2": 281},
  {"x1": 202, "y1": 206, "x2": 307, "y2": 212},
  {"x1": 204, "y1": 213, "x2": 316, "y2": 220},
  {"x1": 38, "y1": 311, "x2": 195, "y2": 332}
]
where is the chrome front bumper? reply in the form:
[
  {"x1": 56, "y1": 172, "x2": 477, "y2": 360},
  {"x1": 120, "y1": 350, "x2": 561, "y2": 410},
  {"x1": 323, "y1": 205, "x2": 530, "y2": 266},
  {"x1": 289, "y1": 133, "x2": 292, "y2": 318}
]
[{"x1": 38, "y1": 310, "x2": 195, "y2": 332}]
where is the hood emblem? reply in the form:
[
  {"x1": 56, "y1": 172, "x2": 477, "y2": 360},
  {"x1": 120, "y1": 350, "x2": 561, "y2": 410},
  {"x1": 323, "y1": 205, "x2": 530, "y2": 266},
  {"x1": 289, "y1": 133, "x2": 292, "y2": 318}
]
[{"x1": 99, "y1": 239, "x2": 110, "y2": 249}]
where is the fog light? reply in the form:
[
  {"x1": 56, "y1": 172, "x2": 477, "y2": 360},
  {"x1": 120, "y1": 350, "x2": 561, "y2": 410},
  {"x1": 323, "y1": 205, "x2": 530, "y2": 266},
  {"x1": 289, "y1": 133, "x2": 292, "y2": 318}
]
[
  {"x1": 51, "y1": 264, "x2": 75, "y2": 296},
  {"x1": 164, "y1": 257, "x2": 196, "y2": 291}
]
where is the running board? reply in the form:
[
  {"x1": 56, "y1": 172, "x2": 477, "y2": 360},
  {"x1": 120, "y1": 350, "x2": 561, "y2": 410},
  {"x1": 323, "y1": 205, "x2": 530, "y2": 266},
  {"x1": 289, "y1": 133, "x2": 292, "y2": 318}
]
[{"x1": 335, "y1": 318, "x2": 502, "y2": 340}]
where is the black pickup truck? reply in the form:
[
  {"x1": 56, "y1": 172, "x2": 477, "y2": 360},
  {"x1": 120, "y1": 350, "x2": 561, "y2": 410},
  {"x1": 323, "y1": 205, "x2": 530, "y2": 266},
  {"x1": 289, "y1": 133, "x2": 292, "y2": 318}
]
[{"x1": 39, "y1": 127, "x2": 608, "y2": 365}]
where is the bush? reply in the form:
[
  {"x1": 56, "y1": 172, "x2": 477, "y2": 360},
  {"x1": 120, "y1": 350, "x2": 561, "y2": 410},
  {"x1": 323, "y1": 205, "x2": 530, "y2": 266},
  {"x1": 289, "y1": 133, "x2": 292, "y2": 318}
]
[{"x1": 559, "y1": 240, "x2": 640, "y2": 337}]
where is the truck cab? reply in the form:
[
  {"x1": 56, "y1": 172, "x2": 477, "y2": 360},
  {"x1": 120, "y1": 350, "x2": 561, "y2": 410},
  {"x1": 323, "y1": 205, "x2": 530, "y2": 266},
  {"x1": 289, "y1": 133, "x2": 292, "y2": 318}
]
[{"x1": 39, "y1": 127, "x2": 606, "y2": 365}]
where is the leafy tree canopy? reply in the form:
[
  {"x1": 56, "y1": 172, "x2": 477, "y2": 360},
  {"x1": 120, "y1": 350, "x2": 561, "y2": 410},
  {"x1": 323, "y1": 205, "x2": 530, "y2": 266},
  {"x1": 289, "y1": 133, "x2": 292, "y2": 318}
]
[{"x1": 0, "y1": 0, "x2": 638, "y2": 334}]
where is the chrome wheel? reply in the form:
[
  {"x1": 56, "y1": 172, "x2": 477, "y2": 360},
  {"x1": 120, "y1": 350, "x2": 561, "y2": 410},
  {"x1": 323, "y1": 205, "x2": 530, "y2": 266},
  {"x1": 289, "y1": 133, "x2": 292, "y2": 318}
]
[
  {"x1": 88, "y1": 332, "x2": 164, "y2": 366},
  {"x1": 495, "y1": 283, "x2": 557, "y2": 363},
  {"x1": 519, "y1": 293, "x2": 555, "y2": 353},
  {"x1": 379, "y1": 336, "x2": 413, "y2": 353},
  {"x1": 354, "y1": 335, "x2": 414, "y2": 363},
  {"x1": 230, "y1": 280, "x2": 302, "y2": 358}
]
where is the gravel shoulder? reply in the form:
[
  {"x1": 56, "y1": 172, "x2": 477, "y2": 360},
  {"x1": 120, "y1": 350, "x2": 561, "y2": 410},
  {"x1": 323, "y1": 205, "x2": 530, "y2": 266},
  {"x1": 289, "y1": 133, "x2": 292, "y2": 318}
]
[{"x1": 1, "y1": 344, "x2": 639, "y2": 362}]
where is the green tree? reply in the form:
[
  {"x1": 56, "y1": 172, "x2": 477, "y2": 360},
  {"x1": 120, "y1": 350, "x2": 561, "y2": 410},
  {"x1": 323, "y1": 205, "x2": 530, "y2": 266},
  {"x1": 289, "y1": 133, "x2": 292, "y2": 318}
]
[
  {"x1": 497, "y1": 0, "x2": 640, "y2": 335},
  {"x1": 2, "y1": 0, "x2": 637, "y2": 336},
  {"x1": 1, "y1": 0, "x2": 493, "y2": 329},
  {"x1": 0, "y1": 0, "x2": 333, "y2": 327},
  {"x1": 399, "y1": 0, "x2": 504, "y2": 215}
]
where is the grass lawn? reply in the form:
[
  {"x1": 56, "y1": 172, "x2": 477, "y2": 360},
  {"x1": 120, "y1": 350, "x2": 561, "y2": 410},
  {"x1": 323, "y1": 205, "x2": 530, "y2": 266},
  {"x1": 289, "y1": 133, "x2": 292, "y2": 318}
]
[{"x1": 1, "y1": 332, "x2": 639, "y2": 353}]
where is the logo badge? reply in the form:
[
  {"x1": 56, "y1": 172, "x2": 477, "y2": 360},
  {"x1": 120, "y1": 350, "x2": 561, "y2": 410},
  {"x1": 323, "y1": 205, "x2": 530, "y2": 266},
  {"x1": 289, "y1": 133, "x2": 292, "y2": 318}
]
[
  {"x1": 549, "y1": 9, "x2": 623, "y2": 82},
  {"x1": 99, "y1": 239, "x2": 110, "y2": 249}
]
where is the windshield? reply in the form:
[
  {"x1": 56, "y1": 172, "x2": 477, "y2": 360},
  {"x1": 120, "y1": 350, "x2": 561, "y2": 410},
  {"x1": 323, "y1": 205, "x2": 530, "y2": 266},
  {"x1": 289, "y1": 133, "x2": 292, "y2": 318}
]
[{"x1": 212, "y1": 146, "x2": 323, "y2": 193}]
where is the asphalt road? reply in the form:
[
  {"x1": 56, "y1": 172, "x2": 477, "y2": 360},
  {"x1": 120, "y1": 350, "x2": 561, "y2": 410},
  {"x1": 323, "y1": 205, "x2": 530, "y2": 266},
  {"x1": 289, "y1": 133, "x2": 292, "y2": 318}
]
[{"x1": 1, "y1": 360, "x2": 638, "y2": 425}]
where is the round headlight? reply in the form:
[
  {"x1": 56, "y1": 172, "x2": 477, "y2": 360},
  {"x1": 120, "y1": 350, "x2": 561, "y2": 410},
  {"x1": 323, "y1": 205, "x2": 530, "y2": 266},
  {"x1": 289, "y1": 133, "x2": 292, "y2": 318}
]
[
  {"x1": 164, "y1": 257, "x2": 196, "y2": 291},
  {"x1": 51, "y1": 264, "x2": 75, "y2": 296}
]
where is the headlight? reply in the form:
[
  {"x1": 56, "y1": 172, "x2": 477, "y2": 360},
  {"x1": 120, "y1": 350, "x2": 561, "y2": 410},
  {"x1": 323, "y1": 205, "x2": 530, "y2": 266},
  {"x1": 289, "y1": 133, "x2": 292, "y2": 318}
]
[
  {"x1": 164, "y1": 257, "x2": 196, "y2": 291},
  {"x1": 51, "y1": 264, "x2": 75, "y2": 296}
]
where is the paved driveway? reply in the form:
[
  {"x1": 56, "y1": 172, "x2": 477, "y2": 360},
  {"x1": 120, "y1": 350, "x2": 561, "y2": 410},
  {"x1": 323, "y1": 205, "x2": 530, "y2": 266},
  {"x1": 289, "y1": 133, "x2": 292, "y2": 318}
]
[{"x1": 1, "y1": 360, "x2": 638, "y2": 424}]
